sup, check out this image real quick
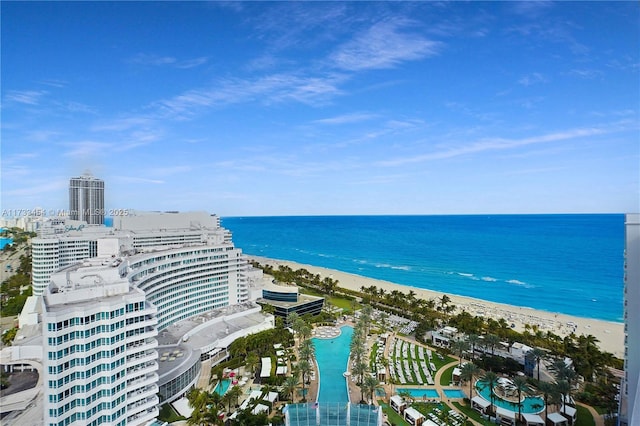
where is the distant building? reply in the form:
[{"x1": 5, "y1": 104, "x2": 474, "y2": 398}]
[
  {"x1": 29, "y1": 211, "x2": 233, "y2": 296},
  {"x1": 619, "y1": 213, "x2": 639, "y2": 426},
  {"x1": 69, "y1": 172, "x2": 105, "y2": 225},
  {"x1": 258, "y1": 282, "x2": 324, "y2": 323}
]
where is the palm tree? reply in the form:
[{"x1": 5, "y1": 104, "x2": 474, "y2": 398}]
[
  {"x1": 555, "y1": 380, "x2": 572, "y2": 416},
  {"x1": 228, "y1": 385, "x2": 243, "y2": 409},
  {"x1": 536, "y1": 380, "x2": 560, "y2": 421},
  {"x1": 467, "y1": 333, "x2": 481, "y2": 360},
  {"x1": 299, "y1": 359, "x2": 312, "y2": 400},
  {"x1": 479, "y1": 371, "x2": 499, "y2": 416},
  {"x1": 530, "y1": 347, "x2": 547, "y2": 381},
  {"x1": 222, "y1": 391, "x2": 234, "y2": 413},
  {"x1": 283, "y1": 375, "x2": 299, "y2": 402},
  {"x1": 245, "y1": 352, "x2": 260, "y2": 378},
  {"x1": 512, "y1": 376, "x2": 532, "y2": 422},
  {"x1": 299, "y1": 338, "x2": 315, "y2": 362},
  {"x1": 362, "y1": 374, "x2": 382, "y2": 404},
  {"x1": 352, "y1": 361, "x2": 368, "y2": 402},
  {"x1": 459, "y1": 362, "x2": 481, "y2": 399},
  {"x1": 451, "y1": 338, "x2": 470, "y2": 366},
  {"x1": 483, "y1": 334, "x2": 501, "y2": 357}
]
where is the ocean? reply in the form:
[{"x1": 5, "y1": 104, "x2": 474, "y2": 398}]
[{"x1": 222, "y1": 214, "x2": 625, "y2": 323}]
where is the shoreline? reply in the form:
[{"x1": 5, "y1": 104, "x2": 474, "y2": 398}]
[{"x1": 249, "y1": 255, "x2": 624, "y2": 358}]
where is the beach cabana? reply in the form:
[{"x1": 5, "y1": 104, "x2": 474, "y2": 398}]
[
  {"x1": 252, "y1": 403, "x2": 270, "y2": 415},
  {"x1": 471, "y1": 396, "x2": 490, "y2": 413},
  {"x1": 560, "y1": 405, "x2": 577, "y2": 425},
  {"x1": 522, "y1": 413, "x2": 544, "y2": 426},
  {"x1": 404, "y1": 407, "x2": 425, "y2": 426},
  {"x1": 390, "y1": 395, "x2": 406, "y2": 413},
  {"x1": 547, "y1": 412, "x2": 569, "y2": 426},
  {"x1": 260, "y1": 357, "x2": 271, "y2": 378},
  {"x1": 496, "y1": 407, "x2": 516, "y2": 426},
  {"x1": 452, "y1": 367, "x2": 462, "y2": 385},
  {"x1": 266, "y1": 391, "x2": 279, "y2": 404},
  {"x1": 276, "y1": 365, "x2": 288, "y2": 375}
]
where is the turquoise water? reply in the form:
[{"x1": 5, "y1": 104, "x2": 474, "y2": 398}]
[
  {"x1": 213, "y1": 379, "x2": 231, "y2": 396},
  {"x1": 443, "y1": 389, "x2": 466, "y2": 399},
  {"x1": 0, "y1": 237, "x2": 12, "y2": 250},
  {"x1": 476, "y1": 381, "x2": 544, "y2": 413},
  {"x1": 223, "y1": 215, "x2": 624, "y2": 321},
  {"x1": 314, "y1": 326, "x2": 353, "y2": 403},
  {"x1": 397, "y1": 388, "x2": 439, "y2": 399}
]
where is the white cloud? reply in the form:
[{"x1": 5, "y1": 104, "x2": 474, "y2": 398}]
[
  {"x1": 129, "y1": 53, "x2": 177, "y2": 66},
  {"x1": 129, "y1": 53, "x2": 208, "y2": 69},
  {"x1": 153, "y1": 72, "x2": 347, "y2": 119},
  {"x1": 4, "y1": 90, "x2": 48, "y2": 105},
  {"x1": 62, "y1": 141, "x2": 112, "y2": 158},
  {"x1": 175, "y1": 57, "x2": 208, "y2": 69},
  {"x1": 330, "y1": 19, "x2": 441, "y2": 71},
  {"x1": 312, "y1": 112, "x2": 378, "y2": 125},
  {"x1": 378, "y1": 125, "x2": 619, "y2": 167},
  {"x1": 518, "y1": 72, "x2": 546, "y2": 86}
]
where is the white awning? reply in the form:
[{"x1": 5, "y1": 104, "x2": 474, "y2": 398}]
[
  {"x1": 404, "y1": 407, "x2": 425, "y2": 421},
  {"x1": 522, "y1": 413, "x2": 544, "y2": 425},
  {"x1": 471, "y1": 396, "x2": 490, "y2": 408},
  {"x1": 260, "y1": 357, "x2": 272, "y2": 378},
  {"x1": 496, "y1": 407, "x2": 516, "y2": 420},
  {"x1": 547, "y1": 413, "x2": 568, "y2": 425},
  {"x1": 276, "y1": 365, "x2": 288, "y2": 375},
  {"x1": 252, "y1": 403, "x2": 269, "y2": 415}
]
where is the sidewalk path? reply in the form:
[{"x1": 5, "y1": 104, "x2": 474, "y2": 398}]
[{"x1": 576, "y1": 401, "x2": 604, "y2": 426}]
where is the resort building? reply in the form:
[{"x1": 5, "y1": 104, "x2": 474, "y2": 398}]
[
  {"x1": 619, "y1": 213, "x2": 639, "y2": 426},
  {"x1": 69, "y1": 172, "x2": 105, "y2": 225},
  {"x1": 257, "y1": 281, "x2": 324, "y2": 323},
  {"x1": 4, "y1": 211, "x2": 276, "y2": 425},
  {"x1": 29, "y1": 211, "x2": 233, "y2": 297},
  {"x1": 43, "y1": 262, "x2": 159, "y2": 426}
]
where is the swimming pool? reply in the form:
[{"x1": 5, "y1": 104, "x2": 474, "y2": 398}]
[
  {"x1": 443, "y1": 389, "x2": 466, "y2": 399},
  {"x1": 476, "y1": 380, "x2": 544, "y2": 413},
  {"x1": 397, "y1": 388, "x2": 439, "y2": 399},
  {"x1": 313, "y1": 326, "x2": 353, "y2": 403},
  {"x1": 213, "y1": 378, "x2": 231, "y2": 396}
]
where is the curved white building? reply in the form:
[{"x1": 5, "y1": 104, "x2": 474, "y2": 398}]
[
  {"x1": 27, "y1": 211, "x2": 274, "y2": 425},
  {"x1": 43, "y1": 262, "x2": 159, "y2": 426}
]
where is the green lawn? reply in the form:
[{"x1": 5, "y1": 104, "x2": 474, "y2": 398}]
[
  {"x1": 452, "y1": 401, "x2": 495, "y2": 426},
  {"x1": 378, "y1": 401, "x2": 410, "y2": 426},
  {"x1": 158, "y1": 403, "x2": 186, "y2": 423},
  {"x1": 575, "y1": 405, "x2": 596, "y2": 426},
  {"x1": 439, "y1": 365, "x2": 455, "y2": 386}
]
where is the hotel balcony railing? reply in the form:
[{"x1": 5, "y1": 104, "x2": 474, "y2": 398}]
[
  {"x1": 127, "y1": 338, "x2": 158, "y2": 351},
  {"x1": 127, "y1": 372, "x2": 158, "y2": 389},
  {"x1": 126, "y1": 350, "x2": 157, "y2": 366},
  {"x1": 126, "y1": 395, "x2": 158, "y2": 415},
  {"x1": 127, "y1": 407, "x2": 159, "y2": 426},
  {"x1": 126, "y1": 361, "x2": 157, "y2": 379},
  {"x1": 127, "y1": 384, "x2": 158, "y2": 403}
]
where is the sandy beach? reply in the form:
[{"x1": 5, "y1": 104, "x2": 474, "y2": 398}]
[{"x1": 249, "y1": 256, "x2": 625, "y2": 358}]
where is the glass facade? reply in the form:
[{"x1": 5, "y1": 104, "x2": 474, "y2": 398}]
[{"x1": 157, "y1": 361, "x2": 201, "y2": 403}]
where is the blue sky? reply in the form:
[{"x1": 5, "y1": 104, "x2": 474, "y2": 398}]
[{"x1": 2, "y1": 1, "x2": 638, "y2": 216}]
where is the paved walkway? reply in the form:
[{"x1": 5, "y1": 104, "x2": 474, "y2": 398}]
[
  {"x1": 576, "y1": 401, "x2": 604, "y2": 426},
  {"x1": 433, "y1": 360, "x2": 484, "y2": 426}
]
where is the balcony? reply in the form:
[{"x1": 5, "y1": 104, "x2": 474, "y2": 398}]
[{"x1": 127, "y1": 372, "x2": 158, "y2": 389}]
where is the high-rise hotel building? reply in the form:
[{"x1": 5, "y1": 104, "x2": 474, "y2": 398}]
[
  {"x1": 43, "y1": 263, "x2": 159, "y2": 426},
  {"x1": 14, "y1": 211, "x2": 270, "y2": 426},
  {"x1": 69, "y1": 173, "x2": 105, "y2": 225},
  {"x1": 619, "y1": 213, "x2": 639, "y2": 426}
]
